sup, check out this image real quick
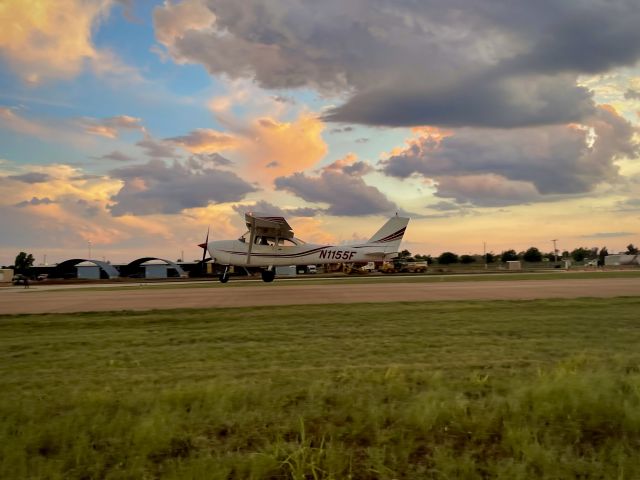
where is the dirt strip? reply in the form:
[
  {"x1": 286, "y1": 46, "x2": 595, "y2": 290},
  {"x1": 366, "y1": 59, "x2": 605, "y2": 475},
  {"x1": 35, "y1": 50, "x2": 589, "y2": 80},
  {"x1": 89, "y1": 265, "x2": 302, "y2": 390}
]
[{"x1": 1, "y1": 277, "x2": 639, "y2": 315}]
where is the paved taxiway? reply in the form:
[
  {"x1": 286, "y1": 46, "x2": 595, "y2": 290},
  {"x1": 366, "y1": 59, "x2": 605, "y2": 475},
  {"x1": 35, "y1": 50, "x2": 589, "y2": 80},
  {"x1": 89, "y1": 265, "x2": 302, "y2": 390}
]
[{"x1": 1, "y1": 277, "x2": 638, "y2": 314}]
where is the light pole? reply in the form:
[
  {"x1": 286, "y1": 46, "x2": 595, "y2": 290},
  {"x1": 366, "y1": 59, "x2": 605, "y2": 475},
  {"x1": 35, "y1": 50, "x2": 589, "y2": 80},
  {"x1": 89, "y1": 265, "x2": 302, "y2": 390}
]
[
  {"x1": 552, "y1": 239, "x2": 558, "y2": 263},
  {"x1": 88, "y1": 239, "x2": 92, "y2": 260},
  {"x1": 483, "y1": 241, "x2": 487, "y2": 269}
]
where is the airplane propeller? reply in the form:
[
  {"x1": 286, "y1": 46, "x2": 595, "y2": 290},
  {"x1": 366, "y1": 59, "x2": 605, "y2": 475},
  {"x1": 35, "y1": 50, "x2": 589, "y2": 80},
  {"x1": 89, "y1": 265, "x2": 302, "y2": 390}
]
[{"x1": 198, "y1": 226, "x2": 210, "y2": 274}]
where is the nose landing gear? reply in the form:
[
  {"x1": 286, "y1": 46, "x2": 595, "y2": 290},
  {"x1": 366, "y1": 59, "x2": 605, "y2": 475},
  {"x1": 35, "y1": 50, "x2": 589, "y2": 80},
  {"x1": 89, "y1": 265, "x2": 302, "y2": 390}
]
[{"x1": 219, "y1": 266, "x2": 229, "y2": 283}]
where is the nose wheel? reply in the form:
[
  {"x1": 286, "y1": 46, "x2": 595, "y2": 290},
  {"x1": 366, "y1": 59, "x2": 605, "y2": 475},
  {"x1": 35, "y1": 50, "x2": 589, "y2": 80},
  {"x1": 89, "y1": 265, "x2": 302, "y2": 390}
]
[
  {"x1": 261, "y1": 269, "x2": 275, "y2": 283},
  {"x1": 219, "y1": 266, "x2": 229, "y2": 283}
]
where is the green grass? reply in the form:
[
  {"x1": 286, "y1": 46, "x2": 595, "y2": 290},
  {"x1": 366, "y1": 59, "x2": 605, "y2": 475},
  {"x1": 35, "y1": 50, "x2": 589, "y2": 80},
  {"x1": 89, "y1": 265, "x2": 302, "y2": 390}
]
[
  {"x1": 2, "y1": 298, "x2": 640, "y2": 478},
  {"x1": 30, "y1": 268, "x2": 640, "y2": 292}
]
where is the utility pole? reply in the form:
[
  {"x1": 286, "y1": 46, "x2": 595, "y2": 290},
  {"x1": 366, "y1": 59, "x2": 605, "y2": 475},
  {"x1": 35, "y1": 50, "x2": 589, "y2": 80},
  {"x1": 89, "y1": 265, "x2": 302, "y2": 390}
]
[
  {"x1": 483, "y1": 241, "x2": 487, "y2": 269},
  {"x1": 88, "y1": 239, "x2": 92, "y2": 260},
  {"x1": 552, "y1": 239, "x2": 558, "y2": 263}
]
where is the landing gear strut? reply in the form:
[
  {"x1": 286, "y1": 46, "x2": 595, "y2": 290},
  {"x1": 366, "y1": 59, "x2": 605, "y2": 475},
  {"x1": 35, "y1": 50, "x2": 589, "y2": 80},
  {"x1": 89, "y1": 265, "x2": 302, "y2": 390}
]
[
  {"x1": 261, "y1": 269, "x2": 275, "y2": 283},
  {"x1": 219, "y1": 266, "x2": 229, "y2": 283}
]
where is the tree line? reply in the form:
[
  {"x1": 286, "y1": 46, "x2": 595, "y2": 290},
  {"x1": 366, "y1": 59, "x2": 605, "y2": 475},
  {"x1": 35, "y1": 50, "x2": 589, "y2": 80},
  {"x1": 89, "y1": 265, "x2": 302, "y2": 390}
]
[{"x1": 401, "y1": 244, "x2": 639, "y2": 265}]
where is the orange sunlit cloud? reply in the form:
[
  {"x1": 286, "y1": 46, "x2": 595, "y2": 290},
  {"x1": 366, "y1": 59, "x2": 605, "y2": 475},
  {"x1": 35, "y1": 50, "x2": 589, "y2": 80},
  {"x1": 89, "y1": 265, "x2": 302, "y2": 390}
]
[
  {"x1": 386, "y1": 126, "x2": 453, "y2": 157},
  {"x1": 167, "y1": 113, "x2": 327, "y2": 180},
  {"x1": 169, "y1": 129, "x2": 241, "y2": 153},
  {"x1": 241, "y1": 113, "x2": 327, "y2": 180},
  {"x1": 0, "y1": 0, "x2": 116, "y2": 83}
]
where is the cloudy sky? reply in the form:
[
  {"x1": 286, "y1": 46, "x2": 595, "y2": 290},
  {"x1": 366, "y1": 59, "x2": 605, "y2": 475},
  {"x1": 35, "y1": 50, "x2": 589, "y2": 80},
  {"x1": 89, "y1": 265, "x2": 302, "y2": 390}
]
[{"x1": 1, "y1": 0, "x2": 639, "y2": 265}]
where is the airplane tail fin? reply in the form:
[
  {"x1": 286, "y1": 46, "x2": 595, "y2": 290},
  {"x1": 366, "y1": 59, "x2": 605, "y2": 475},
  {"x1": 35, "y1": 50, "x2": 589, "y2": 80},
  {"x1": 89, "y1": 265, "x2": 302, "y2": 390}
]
[{"x1": 367, "y1": 215, "x2": 410, "y2": 254}]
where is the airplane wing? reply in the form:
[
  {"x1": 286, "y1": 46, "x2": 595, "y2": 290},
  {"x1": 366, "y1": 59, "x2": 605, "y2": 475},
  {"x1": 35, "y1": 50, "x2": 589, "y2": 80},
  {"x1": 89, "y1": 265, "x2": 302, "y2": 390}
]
[
  {"x1": 244, "y1": 212, "x2": 295, "y2": 264},
  {"x1": 245, "y1": 212, "x2": 294, "y2": 239}
]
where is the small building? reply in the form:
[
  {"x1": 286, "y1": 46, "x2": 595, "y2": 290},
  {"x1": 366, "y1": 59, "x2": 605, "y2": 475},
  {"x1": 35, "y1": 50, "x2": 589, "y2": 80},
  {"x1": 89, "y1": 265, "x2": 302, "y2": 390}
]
[
  {"x1": 0, "y1": 268, "x2": 14, "y2": 283},
  {"x1": 76, "y1": 261, "x2": 100, "y2": 280},
  {"x1": 141, "y1": 259, "x2": 169, "y2": 279},
  {"x1": 605, "y1": 254, "x2": 640, "y2": 266},
  {"x1": 275, "y1": 265, "x2": 297, "y2": 276},
  {"x1": 507, "y1": 260, "x2": 521, "y2": 270}
]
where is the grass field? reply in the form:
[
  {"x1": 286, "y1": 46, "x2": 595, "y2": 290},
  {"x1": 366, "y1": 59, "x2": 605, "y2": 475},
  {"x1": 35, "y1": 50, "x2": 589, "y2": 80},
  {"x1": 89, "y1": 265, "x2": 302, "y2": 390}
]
[{"x1": 2, "y1": 298, "x2": 640, "y2": 478}]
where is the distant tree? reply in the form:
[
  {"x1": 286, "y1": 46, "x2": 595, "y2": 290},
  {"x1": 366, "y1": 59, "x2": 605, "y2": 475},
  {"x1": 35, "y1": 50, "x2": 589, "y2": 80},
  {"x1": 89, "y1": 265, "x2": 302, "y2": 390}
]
[
  {"x1": 598, "y1": 247, "x2": 608, "y2": 266},
  {"x1": 523, "y1": 247, "x2": 543, "y2": 262},
  {"x1": 398, "y1": 249, "x2": 412, "y2": 258},
  {"x1": 571, "y1": 247, "x2": 591, "y2": 262},
  {"x1": 415, "y1": 254, "x2": 434, "y2": 264},
  {"x1": 460, "y1": 254, "x2": 475, "y2": 264},
  {"x1": 500, "y1": 249, "x2": 519, "y2": 262},
  {"x1": 562, "y1": 250, "x2": 570, "y2": 259},
  {"x1": 485, "y1": 252, "x2": 496, "y2": 263},
  {"x1": 14, "y1": 252, "x2": 35, "y2": 274},
  {"x1": 626, "y1": 244, "x2": 639, "y2": 254},
  {"x1": 437, "y1": 252, "x2": 459, "y2": 265},
  {"x1": 544, "y1": 252, "x2": 557, "y2": 262}
]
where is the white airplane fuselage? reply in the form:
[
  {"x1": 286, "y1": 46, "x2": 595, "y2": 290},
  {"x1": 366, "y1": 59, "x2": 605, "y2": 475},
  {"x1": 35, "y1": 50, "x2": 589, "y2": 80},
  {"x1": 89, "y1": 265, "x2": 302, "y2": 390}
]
[{"x1": 208, "y1": 239, "x2": 397, "y2": 267}]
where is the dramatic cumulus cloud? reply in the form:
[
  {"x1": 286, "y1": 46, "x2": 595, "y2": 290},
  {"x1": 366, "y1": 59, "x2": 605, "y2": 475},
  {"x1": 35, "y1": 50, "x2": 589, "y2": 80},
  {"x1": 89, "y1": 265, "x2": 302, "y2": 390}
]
[
  {"x1": 107, "y1": 159, "x2": 257, "y2": 216},
  {"x1": 0, "y1": 0, "x2": 134, "y2": 83},
  {"x1": 165, "y1": 113, "x2": 327, "y2": 179},
  {"x1": 0, "y1": 163, "x2": 220, "y2": 263},
  {"x1": 381, "y1": 106, "x2": 639, "y2": 206},
  {"x1": 275, "y1": 154, "x2": 395, "y2": 216},
  {"x1": 153, "y1": 0, "x2": 640, "y2": 128}
]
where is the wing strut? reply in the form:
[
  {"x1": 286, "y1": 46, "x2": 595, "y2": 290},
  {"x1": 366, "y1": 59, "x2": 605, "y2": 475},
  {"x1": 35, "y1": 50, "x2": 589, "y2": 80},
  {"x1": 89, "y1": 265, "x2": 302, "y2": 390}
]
[{"x1": 246, "y1": 215, "x2": 255, "y2": 264}]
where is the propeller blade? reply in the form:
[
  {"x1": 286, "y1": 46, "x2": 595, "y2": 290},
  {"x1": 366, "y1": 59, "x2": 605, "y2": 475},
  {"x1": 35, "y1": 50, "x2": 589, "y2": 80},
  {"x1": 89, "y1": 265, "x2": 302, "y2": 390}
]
[{"x1": 200, "y1": 226, "x2": 210, "y2": 272}]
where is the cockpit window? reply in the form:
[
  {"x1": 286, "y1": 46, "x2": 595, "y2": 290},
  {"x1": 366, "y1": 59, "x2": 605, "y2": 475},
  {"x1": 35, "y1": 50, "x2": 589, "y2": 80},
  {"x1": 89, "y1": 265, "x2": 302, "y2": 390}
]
[
  {"x1": 277, "y1": 238, "x2": 297, "y2": 247},
  {"x1": 254, "y1": 236, "x2": 276, "y2": 246},
  {"x1": 238, "y1": 232, "x2": 302, "y2": 246}
]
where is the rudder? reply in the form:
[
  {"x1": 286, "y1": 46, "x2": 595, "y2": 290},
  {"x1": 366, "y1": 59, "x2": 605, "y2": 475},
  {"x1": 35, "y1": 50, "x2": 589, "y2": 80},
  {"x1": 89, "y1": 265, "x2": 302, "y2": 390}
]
[{"x1": 367, "y1": 216, "x2": 410, "y2": 251}]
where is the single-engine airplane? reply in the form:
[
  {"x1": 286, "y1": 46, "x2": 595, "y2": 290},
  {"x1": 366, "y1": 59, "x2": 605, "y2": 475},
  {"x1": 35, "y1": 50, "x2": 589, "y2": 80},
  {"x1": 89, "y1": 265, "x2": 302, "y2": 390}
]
[{"x1": 199, "y1": 212, "x2": 410, "y2": 283}]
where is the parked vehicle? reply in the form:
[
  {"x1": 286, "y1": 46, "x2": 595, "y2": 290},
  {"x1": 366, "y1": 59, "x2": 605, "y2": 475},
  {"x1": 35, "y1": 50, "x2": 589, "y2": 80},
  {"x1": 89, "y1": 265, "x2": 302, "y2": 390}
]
[{"x1": 381, "y1": 258, "x2": 428, "y2": 273}]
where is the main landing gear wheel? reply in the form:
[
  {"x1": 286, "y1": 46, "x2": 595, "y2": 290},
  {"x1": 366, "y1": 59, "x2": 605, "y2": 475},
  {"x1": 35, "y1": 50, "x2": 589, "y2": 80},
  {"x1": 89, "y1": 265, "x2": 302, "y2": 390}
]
[{"x1": 261, "y1": 270, "x2": 275, "y2": 283}]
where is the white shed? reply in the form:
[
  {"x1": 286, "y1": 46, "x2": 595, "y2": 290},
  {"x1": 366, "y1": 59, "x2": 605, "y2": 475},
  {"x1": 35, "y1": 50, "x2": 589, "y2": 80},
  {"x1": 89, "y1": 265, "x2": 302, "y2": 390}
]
[
  {"x1": 76, "y1": 261, "x2": 100, "y2": 279},
  {"x1": 141, "y1": 259, "x2": 169, "y2": 278},
  {"x1": 0, "y1": 268, "x2": 14, "y2": 283}
]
